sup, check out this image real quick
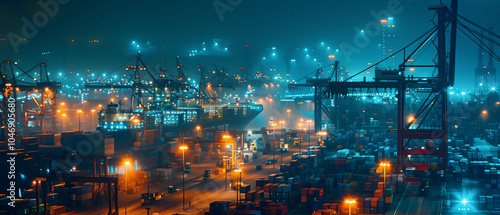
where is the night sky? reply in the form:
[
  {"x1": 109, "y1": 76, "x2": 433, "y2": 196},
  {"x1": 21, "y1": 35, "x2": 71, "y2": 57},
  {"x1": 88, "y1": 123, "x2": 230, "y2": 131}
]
[{"x1": 0, "y1": 0, "x2": 499, "y2": 89}]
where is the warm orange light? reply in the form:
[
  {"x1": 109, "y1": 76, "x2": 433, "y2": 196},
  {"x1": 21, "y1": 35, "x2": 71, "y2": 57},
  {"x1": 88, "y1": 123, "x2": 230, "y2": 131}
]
[
  {"x1": 125, "y1": 161, "x2": 131, "y2": 166},
  {"x1": 380, "y1": 162, "x2": 390, "y2": 167},
  {"x1": 328, "y1": 55, "x2": 335, "y2": 59},
  {"x1": 298, "y1": 123, "x2": 303, "y2": 127},
  {"x1": 234, "y1": 169, "x2": 241, "y2": 172},
  {"x1": 77, "y1": 109, "x2": 82, "y2": 113},
  {"x1": 60, "y1": 102, "x2": 65, "y2": 106},
  {"x1": 62, "y1": 113, "x2": 66, "y2": 117},
  {"x1": 91, "y1": 109, "x2": 96, "y2": 113},
  {"x1": 72, "y1": 166, "x2": 76, "y2": 171},
  {"x1": 133, "y1": 118, "x2": 140, "y2": 124},
  {"x1": 279, "y1": 120, "x2": 285, "y2": 124},
  {"x1": 482, "y1": 110, "x2": 488, "y2": 114},
  {"x1": 223, "y1": 135, "x2": 231, "y2": 139},
  {"x1": 317, "y1": 131, "x2": 327, "y2": 136},
  {"x1": 345, "y1": 199, "x2": 356, "y2": 204},
  {"x1": 33, "y1": 181, "x2": 37, "y2": 185},
  {"x1": 306, "y1": 120, "x2": 313, "y2": 123},
  {"x1": 286, "y1": 109, "x2": 291, "y2": 113},
  {"x1": 408, "y1": 117, "x2": 414, "y2": 123},
  {"x1": 180, "y1": 146, "x2": 188, "y2": 150}
]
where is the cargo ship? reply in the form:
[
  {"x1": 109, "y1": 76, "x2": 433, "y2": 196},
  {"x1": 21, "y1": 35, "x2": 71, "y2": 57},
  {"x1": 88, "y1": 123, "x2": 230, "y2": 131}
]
[{"x1": 97, "y1": 101, "x2": 263, "y2": 133}]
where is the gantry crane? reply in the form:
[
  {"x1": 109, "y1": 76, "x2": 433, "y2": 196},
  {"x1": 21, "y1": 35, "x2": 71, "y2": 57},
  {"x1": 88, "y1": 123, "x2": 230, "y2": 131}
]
[
  {"x1": 322, "y1": 1, "x2": 459, "y2": 174},
  {"x1": 1, "y1": 59, "x2": 61, "y2": 137}
]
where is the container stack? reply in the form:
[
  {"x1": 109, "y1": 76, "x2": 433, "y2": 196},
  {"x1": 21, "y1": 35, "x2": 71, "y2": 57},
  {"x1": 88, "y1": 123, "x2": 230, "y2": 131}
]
[{"x1": 300, "y1": 188, "x2": 324, "y2": 211}]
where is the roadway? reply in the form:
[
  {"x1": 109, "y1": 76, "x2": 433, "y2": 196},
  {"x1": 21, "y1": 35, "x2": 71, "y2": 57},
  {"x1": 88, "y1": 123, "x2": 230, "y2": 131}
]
[
  {"x1": 389, "y1": 182, "x2": 443, "y2": 215},
  {"x1": 72, "y1": 148, "x2": 299, "y2": 215}
]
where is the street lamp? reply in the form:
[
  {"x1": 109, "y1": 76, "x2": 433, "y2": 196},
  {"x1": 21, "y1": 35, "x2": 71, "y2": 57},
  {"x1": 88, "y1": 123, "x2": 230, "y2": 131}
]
[
  {"x1": 286, "y1": 109, "x2": 291, "y2": 129},
  {"x1": 270, "y1": 122, "x2": 278, "y2": 169},
  {"x1": 77, "y1": 109, "x2": 83, "y2": 131},
  {"x1": 380, "y1": 162, "x2": 390, "y2": 214},
  {"x1": 91, "y1": 109, "x2": 96, "y2": 131},
  {"x1": 345, "y1": 199, "x2": 356, "y2": 215},
  {"x1": 196, "y1": 126, "x2": 201, "y2": 137},
  {"x1": 180, "y1": 146, "x2": 188, "y2": 210},
  {"x1": 124, "y1": 161, "x2": 131, "y2": 193},
  {"x1": 234, "y1": 168, "x2": 242, "y2": 208},
  {"x1": 62, "y1": 113, "x2": 67, "y2": 132},
  {"x1": 279, "y1": 120, "x2": 286, "y2": 164},
  {"x1": 482, "y1": 110, "x2": 488, "y2": 130},
  {"x1": 306, "y1": 120, "x2": 313, "y2": 148},
  {"x1": 223, "y1": 135, "x2": 232, "y2": 169}
]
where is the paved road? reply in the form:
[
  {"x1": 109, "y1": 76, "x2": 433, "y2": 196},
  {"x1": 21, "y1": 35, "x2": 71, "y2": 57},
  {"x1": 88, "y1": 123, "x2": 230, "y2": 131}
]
[
  {"x1": 72, "y1": 148, "x2": 298, "y2": 215},
  {"x1": 390, "y1": 182, "x2": 443, "y2": 215}
]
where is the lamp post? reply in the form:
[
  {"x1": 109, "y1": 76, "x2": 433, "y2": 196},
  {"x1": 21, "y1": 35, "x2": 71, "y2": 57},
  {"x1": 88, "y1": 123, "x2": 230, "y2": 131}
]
[
  {"x1": 286, "y1": 109, "x2": 291, "y2": 129},
  {"x1": 180, "y1": 146, "x2": 188, "y2": 210},
  {"x1": 77, "y1": 109, "x2": 82, "y2": 130},
  {"x1": 270, "y1": 122, "x2": 277, "y2": 169},
  {"x1": 345, "y1": 199, "x2": 356, "y2": 215},
  {"x1": 223, "y1": 135, "x2": 232, "y2": 169},
  {"x1": 91, "y1": 109, "x2": 96, "y2": 130},
  {"x1": 62, "y1": 113, "x2": 66, "y2": 132},
  {"x1": 196, "y1": 126, "x2": 201, "y2": 137},
  {"x1": 482, "y1": 110, "x2": 488, "y2": 131},
  {"x1": 380, "y1": 162, "x2": 390, "y2": 214},
  {"x1": 306, "y1": 120, "x2": 313, "y2": 148},
  {"x1": 223, "y1": 155, "x2": 229, "y2": 191},
  {"x1": 234, "y1": 168, "x2": 242, "y2": 208},
  {"x1": 124, "y1": 161, "x2": 131, "y2": 193},
  {"x1": 279, "y1": 120, "x2": 285, "y2": 164}
]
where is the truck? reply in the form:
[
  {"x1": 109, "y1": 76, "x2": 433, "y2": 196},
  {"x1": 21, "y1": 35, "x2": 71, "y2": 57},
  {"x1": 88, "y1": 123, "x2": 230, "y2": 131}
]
[{"x1": 141, "y1": 192, "x2": 161, "y2": 205}]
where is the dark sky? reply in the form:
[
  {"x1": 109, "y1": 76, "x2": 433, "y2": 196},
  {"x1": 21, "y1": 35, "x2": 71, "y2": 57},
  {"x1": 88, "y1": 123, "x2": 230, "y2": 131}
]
[{"x1": 0, "y1": 0, "x2": 499, "y2": 89}]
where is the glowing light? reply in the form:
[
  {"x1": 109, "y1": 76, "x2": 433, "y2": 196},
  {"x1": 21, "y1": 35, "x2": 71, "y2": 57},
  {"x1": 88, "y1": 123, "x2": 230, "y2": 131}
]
[
  {"x1": 380, "y1": 162, "x2": 390, "y2": 167},
  {"x1": 408, "y1": 117, "x2": 414, "y2": 123},
  {"x1": 482, "y1": 110, "x2": 488, "y2": 114},
  {"x1": 180, "y1": 146, "x2": 188, "y2": 150},
  {"x1": 345, "y1": 199, "x2": 356, "y2": 204},
  {"x1": 125, "y1": 161, "x2": 131, "y2": 166},
  {"x1": 462, "y1": 199, "x2": 467, "y2": 206}
]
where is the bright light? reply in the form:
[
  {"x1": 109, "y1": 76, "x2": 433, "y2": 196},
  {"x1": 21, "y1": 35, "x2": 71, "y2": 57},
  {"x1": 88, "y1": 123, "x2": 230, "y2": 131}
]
[
  {"x1": 482, "y1": 110, "x2": 488, "y2": 114},
  {"x1": 196, "y1": 126, "x2": 201, "y2": 130},
  {"x1": 380, "y1": 162, "x2": 390, "y2": 167},
  {"x1": 345, "y1": 199, "x2": 356, "y2": 204},
  {"x1": 61, "y1": 102, "x2": 65, "y2": 106},
  {"x1": 234, "y1": 169, "x2": 241, "y2": 172},
  {"x1": 408, "y1": 117, "x2": 414, "y2": 123},
  {"x1": 462, "y1": 199, "x2": 467, "y2": 206},
  {"x1": 223, "y1": 135, "x2": 231, "y2": 139},
  {"x1": 180, "y1": 146, "x2": 188, "y2": 150},
  {"x1": 286, "y1": 109, "x2": 291, "y2": 113},
  {"x1": 72, "y1": 166, "x2": 76, "y2": 171},
  {"x1": 492, "y1": 87, "x2": 496, "y2": 91},
  {"x1": 125, "y1": 161, "x2": 131, "y2": 166},
  {"x1": 248, "y1": 130, "x2": 252, "y2": 135},
  {"x1": 77, "y1": 109, "x2": 82, "y2": 113},
  {"x1": 317, "y1": 131, "x2": 327, "y2": 136},
  {"x1": 62, "y1": 113, "x2": 66, "y2": 117}
]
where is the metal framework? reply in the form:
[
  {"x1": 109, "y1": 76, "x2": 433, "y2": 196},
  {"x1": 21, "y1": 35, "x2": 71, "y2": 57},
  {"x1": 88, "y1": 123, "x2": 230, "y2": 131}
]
[{"x1": 323, "y1": 1, "x2": 458, "y2": 174}]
